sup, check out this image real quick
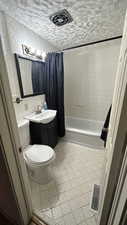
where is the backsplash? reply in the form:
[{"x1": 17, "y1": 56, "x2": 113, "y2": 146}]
[{"x1": 14, "y1": 95, "x2": 45, "y2": 122}]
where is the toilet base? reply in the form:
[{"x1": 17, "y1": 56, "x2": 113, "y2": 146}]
[{"x1": 28, "y1": 165, "x2": 53, "y2": 185}]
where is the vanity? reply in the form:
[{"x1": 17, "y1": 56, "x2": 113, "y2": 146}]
[{"x1": 24, "y1": 110, "x2": 58, "y2": 148}]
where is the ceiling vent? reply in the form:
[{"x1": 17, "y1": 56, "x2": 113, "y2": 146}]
[{"x1": 50, "y1": 9, "x2": 73, "y2": 26}]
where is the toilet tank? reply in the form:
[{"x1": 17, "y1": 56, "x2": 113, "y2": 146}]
[{"x1": 18, "y1": 120, "x2": 30, "y2": 150}]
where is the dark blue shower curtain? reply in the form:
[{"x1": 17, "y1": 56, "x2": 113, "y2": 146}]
[
  {"x1": 45, "y1": 52, "x2": 65, "y2": 137},
  {"x1": 32, "y1": 61, "x2": 45, "y2": 94},
  {"x1": 101, "y1": 106, "x2": 112, "y2": 147}
]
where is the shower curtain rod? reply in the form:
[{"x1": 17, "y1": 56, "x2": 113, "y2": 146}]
[{"x1": 51, "y1": 35, "x2": 122, "y2": 54}]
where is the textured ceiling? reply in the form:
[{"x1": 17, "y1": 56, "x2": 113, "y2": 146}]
[{"x1": 0, "y1": 0, "x2": 127, "y2": 49}]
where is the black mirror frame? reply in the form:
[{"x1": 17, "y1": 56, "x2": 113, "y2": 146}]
[{"x1": 14, "y1": 53, "x2": 45, "y2": 98}]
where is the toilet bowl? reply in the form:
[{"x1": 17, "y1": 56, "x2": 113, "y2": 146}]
[
  {"x1": 24, "y1": 144, "x2": 55, "y2": 184},
  {"x1": 18, "y1": 120, "x2": 55, "y2": 185}
]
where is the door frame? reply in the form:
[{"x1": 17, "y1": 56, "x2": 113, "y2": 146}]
[
  {"x1": 110, "y1": 145, "x2": 127, "y2": 225},
  {"x1": 0, "y1": 33, "x2": 32, "y2": 224},
  {"x1": 98, "y1": 10, "x2": 127, "y2": 225},
  {"x1": 0, "y1": 9, "x2": 127, "y2": 225}
]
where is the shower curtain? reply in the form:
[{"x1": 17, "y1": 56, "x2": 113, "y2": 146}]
[
  {"x1": 32, "y1": 61, "x2": 45, "y2": 94},
  {"x1": 101, "y1": 106, "x2": 112, "y2": 147},
  {"x1": 45, "y1": 52, "x2": 65, "y2": 137}
]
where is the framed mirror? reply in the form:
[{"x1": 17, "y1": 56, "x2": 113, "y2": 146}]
[{"x1": 15, "y1": 54, "x2": 46, "y2": 98}]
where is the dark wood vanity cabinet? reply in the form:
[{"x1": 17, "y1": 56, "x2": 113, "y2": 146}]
[{"x1": 30, "y1": 117, "x2": 58, "y2": 148}]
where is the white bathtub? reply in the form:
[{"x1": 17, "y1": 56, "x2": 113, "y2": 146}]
[{"x1": 64, "y1": 116, "x2": 104, "y2": 149}]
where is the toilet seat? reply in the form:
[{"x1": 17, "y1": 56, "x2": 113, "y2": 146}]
[{"x1": 24, "y1": 145, "x2": 55, "y2": 166}]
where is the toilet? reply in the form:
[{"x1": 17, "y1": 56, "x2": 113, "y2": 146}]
[{"x1": 18, "y1": 120, "x2": 55, "y2": 184}]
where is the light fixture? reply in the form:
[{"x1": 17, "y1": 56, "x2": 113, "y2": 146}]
[
  {"x1": 42, "y1": 52, "x2": 47, "y2": 61},
  {"x1": 30, "y1": 47, "x2": 35, "y2": 55},
  {"x1": 22, "y1": 44, "x2": 47, "y2": 61},
  {"x1": 36, "y1": 49, "x2": 41, "y2": 56}
]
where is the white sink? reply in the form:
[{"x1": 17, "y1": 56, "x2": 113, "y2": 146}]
[{"x1": 24, "y1": 110, "x2": 57, "y2": 124}]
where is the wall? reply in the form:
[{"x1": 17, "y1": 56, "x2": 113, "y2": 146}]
[
  {"x1": 64, "y1": 39, "x2": 121, "y2": 122},
  {"x1": 0, "y1": 14, "x2": 57, "y2": 122}
]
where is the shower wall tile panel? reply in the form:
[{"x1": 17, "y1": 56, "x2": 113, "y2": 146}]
[{"x1": 64, "y1": 39, "x2": 121, "y2": 122}]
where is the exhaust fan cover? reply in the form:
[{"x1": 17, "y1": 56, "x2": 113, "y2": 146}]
[{"x1": 50, "y1": 9, "x2": 73, "y2": 26}]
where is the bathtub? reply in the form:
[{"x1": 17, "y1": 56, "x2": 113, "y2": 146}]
[{"x1": 64, "y1": 116, "x2": 104, "y2": 149}]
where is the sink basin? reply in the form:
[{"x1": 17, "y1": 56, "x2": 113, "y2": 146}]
[{"x1": 24, "y1": 110, "x2": 57, "y2": 124}]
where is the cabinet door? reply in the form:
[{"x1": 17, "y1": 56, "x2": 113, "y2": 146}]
[
  {"x1": 47, "y1": 118, "x2": 58, "y2": 148},
  {"x1": 30, "y1": 118, "x2": 58, "y2": 148},
  {"x1": 30, "y1": 122, "x2": 42, "y2": 144},
  {"x1": 40, "y1": 126, "x2": 49, "y2": 146}
]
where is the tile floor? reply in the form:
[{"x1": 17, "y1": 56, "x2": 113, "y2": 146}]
[{"x1": 30, "y1": 142, "x2": 105, "y2": 225}]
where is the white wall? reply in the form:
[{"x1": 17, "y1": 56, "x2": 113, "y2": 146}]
[
  {"x1": 0, "y1": 13, "x2": 57, "y2": 122},
  {"x1": 64, "y1": 39, "x2": 121, "y2": 122}
]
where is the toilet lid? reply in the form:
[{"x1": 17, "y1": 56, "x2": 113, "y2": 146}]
[{"x1": 24, "y1": 145, "x2": 55, "y2": 165}]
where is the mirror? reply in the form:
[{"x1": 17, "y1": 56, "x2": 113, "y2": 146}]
[{"x1": 15, "y1": 54, "x2": 46, "y2": 98}]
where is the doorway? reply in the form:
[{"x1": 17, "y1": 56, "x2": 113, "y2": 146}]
[{"x1": 0, "y1": 10, "x2": 127, "y2": 225}]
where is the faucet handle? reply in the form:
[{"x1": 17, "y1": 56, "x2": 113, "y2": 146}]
[{"x1": 36, "y1": 105, "x2": 42, "y2": 114}]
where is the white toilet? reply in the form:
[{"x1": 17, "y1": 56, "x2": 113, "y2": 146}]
[{"x1": 18, "y1": 120, "x2": 55, "y2": 184}]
